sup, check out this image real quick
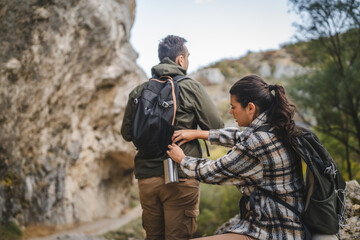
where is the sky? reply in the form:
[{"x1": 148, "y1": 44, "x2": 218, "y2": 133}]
[{"x1": 130, "y1": 0, "x2": 300, "y2": 78}]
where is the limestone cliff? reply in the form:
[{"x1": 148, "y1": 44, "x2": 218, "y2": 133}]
[{"x1": 0, "y1": 0, "x2": 146, "y2": 227}]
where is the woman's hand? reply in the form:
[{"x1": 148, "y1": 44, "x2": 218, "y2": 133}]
[
  {"x1": 172, "y1": 129, "x2": 210, "y2": 146},
  {"x1": 167, "y1": 143, "x2": 186, "y2": 163}
]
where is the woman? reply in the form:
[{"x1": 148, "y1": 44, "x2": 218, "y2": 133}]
[{"x1": 167, "y1": 74, "x2": 305, "y2": 240}]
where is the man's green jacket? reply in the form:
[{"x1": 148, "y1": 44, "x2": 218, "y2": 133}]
[{"x1": 121, "y1": 58, "x2": 224, "y2": 179}]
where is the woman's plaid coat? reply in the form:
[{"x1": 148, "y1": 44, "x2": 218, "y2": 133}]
[{"x1": 180, "y1": 113, "x2": 305, "y2": 240}]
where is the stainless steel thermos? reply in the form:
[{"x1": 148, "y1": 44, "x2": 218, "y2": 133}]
[{"x1": 164, "y1": 157, "x2": 179, "y2": 184}]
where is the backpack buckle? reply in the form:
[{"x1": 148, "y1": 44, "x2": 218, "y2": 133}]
[{"x1": 160, "y1": 100, "x2": 169, "y2": 108}]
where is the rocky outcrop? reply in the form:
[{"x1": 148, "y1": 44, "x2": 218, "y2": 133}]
[
  {"x1": 208, "y1": 48, "x2": 307, "y2": 85},
  {"x1": 190, "y1": 68, "x2": 225, "y2": 86},
  {"x1": 0, "y1": 0, "x2": 146, "y2": 228},
  {"x1": 194, "y1": 48, "x2": 310, "y2": 127},
  {"x1": 342, "y1": 180, "x2": 360, "y2": 239},
  {"x1": 215, "y1": 180, "x2": 360, "y2": 239},
  {"x1": 257, "y1": 49, "x2": 308, "y2": 79}
]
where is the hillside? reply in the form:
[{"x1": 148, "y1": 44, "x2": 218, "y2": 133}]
[{"x1": 191, "y1": 47, "x2": 306, "y2": 126}]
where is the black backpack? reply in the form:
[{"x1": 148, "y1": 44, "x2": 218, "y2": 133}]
[
  {"x1": 132, "y1": 75, "x2": 188, "y2": 157},
  {"x1": 255, "y1": 126, "x2": 346, "y2": 239}
]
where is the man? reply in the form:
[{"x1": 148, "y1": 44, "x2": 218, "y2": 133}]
[{"x1": 121, "y1": 35, "x2": 224, "y2": 240}]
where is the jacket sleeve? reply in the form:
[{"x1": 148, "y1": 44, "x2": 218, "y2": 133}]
[
  {"x1": 181, "y1": 80, "x2": 224, "y2": 130},
  {"x1": 120, "y1": 83, "x2": 146, "y2": 142},
  {"x1": 179, "y1": 141, "x2": 263, "y2": 185},
  {"x1": 208, "y1": 128, "x2": 242, "y2": 148}
]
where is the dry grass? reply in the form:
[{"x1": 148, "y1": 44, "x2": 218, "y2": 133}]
[
  {"x1": 102, "y1": 217, "x2": 145, "y2": 240},
  {"x1": 23, "y1": 222, "x2": 83, "y2": 239}
]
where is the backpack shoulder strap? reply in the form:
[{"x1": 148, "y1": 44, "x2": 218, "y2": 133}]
[
  {"x1": 169, "y1": 74, "x2": 211, "y2": 157},
  {"x1": 258, "y1": 187, "x2": 312, "y2": 239},
  {"x1": 258, "y1": 187, "x2": 301, "y2": 216},
  {"x1": 172, "y1": 75, "x2": 190, "y2": 82}
]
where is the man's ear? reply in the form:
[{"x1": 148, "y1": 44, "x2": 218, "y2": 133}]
[{"x1": 175, "y1": 55, "x2": 184, "y2": 67}]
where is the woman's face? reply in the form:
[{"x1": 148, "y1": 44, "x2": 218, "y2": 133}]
[{"x1": 229, "y1": 95, "x2": 254, "y2": 127}]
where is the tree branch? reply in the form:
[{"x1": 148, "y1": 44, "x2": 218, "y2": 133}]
[{"x1": 316, "y1": 127, "x2": 360, "y2": 156}]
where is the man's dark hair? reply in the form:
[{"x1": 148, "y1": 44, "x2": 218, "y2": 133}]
[{"x1": 158, "y1": 35, "x2": 187, "y2": 62}]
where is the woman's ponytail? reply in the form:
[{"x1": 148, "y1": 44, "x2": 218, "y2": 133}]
[
  {"x1": 230, "y1": 75, "x2": 301, "y2": 146},
  {"x1": 268, "y1": 84, "x2": 300, "y2": 146}
]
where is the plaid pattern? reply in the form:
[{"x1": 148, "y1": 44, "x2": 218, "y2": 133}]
[{"x1": 180, "y1": 113, "x2": 305, "y2": 239}]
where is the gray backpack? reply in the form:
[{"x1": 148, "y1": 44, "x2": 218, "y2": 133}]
[
  {"x1": 256, "y1": 126, "x2": 346, "y2": 239},
  {"x1": 132, "y1": 75, "x2": 188, "y2": 157}
]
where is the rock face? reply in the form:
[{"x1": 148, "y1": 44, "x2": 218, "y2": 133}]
[
  {"x1": 0, "y1": 0, "x2": 146, "y2": 227},
  {"x1": 243, "y1": 49, "x2": 307, "y2": 80},
  {"x1": 190, "y1": 68, "x2": 225, "y2": 86},
  {"x1": 342, "y1": 180, "x2": 360, "y2": 239},
  {"x1": 215, "y1": 180, "x2": 360, "y2": 239},
  {"x1": 207, "y1": 48, "x2": 307, "y2": 86}
]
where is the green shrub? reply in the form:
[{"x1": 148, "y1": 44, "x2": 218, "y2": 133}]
[
  {"x1": 103, "y1": 217, "x2": 144, "y2": 240},
  {"x1": 0, "y1": 222, "x2": 23, "y2": 240},
  {"x1": 194, "y1": 144, "x2": 241, "y2": 237},
  {"x1": 195, "y1": 184, "x2": 241, "y2": 237}
]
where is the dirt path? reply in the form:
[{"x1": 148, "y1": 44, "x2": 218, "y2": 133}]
[{"x1": 28, "y1": 205, "x2": 142, "y2": 240}]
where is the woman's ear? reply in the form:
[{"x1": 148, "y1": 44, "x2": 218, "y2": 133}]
[{"x1": 247, "y1": 102, "x2": 257, "y2": 118}]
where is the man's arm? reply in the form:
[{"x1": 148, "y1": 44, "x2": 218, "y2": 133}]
[
  {"x1": 120, "y1": 94, "x2": 136, "y2": 142},
  {"x1": 185, "y1": 80, "x2": 224, "y2": 130}
]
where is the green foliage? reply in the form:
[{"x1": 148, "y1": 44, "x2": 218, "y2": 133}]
[
  {"x1": 1, "y1": 171, "x2": 19, "y2": 188},
  {"x1": 129, "y1": 181, "x2": 140, "y2": 208},
  {"x1": 316, "y1": 131, "x2": 360, "y2": 181},
  {"x1": 288, "y1": 0, "x2": 360, "y2": 179},
  {"x1": 211, "y1": 59, "x2": 248, "y2": 80},
  {"x1": 195, "y1": 184, "x2": 241, "y2": 237},
  {"x1": 0, "y1": 222, "x2": 23, "y2": 240},
  {"x1": 203, "y1": 143, "x2": 231, "y2": 161},
  {"x1": 210, "y1": 56, "x2": 262, "y2": 83},
  {"x1": 195, "y1": 144, "x2": 240, "y2": 237},
  {"x1": 103, "y1": 217, "x2": 144, "y2": 240}
]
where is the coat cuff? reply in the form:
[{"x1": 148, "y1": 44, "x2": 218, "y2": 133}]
[{"x1": 208, "y1": 129, "x2": 220, "y2": 143}]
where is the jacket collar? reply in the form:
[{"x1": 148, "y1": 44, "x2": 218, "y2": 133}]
[
  {"x1": 239, "y1": 112, "x2": 268, "y2": 142},
  {"x1": 151, "y1": 57, "x2": 187, "y2": 77}
]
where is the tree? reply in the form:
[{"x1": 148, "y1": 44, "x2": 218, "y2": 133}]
[{"x1": 288, "y1": 0, "x2": 360, "y2": 179}]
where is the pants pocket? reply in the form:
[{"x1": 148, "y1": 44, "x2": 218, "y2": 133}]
[{"x1": 185, "y1": 209, "x2": 200, "y2": 236}]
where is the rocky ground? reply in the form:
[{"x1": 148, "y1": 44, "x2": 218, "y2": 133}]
[
  {"x1": 215, "y1": 180, "x2": 360, "y2": 239},
  {"x1": 27, "y1": 205, "x2": 141, "y2": 240},
  {"x1": 27, "y1": 180, "x2": 360, "y2": 240}
]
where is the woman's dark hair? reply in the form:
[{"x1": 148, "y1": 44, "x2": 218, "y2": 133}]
[
  {"x1": 229, "y1": 74, "x2": 301, "y2": 146},
  {"x1": 158, "y1": 35, "x2": 187, "y2": 62}
]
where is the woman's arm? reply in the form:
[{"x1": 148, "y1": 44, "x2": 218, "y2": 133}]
[
  {"x1": 172, "y1": 127, "x2": 242, "y2": 149},
  {"x1": 167, "y1": 142, "x2": 263, "y2": 185},
  {"x1": 209, "y1": 127, "x2": 242, "y2": 148},
  {"x1": 172, "y1": 129, "x2": 209, "y2": 146}
]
